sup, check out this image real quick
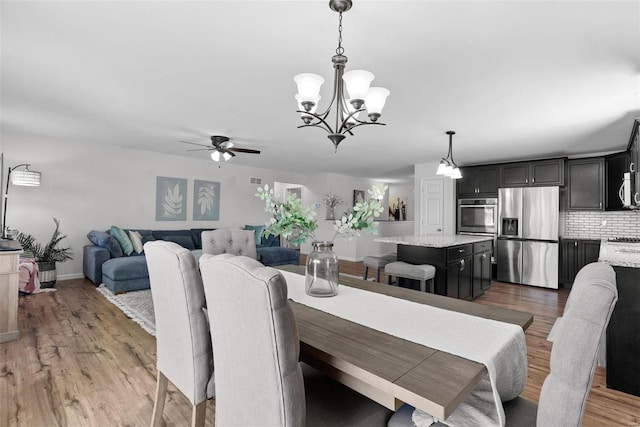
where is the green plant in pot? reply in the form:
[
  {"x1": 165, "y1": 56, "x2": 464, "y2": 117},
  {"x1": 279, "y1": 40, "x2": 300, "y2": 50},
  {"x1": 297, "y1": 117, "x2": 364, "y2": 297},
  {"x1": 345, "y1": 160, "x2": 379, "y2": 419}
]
[{"x1": 16, "y1": 217, "x2": 73, "y2": 288}]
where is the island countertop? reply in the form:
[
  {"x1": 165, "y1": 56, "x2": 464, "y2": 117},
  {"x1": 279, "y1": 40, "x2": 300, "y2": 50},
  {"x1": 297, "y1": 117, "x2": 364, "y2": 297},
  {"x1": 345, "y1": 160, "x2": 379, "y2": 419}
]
[
  {"x1": 598, "y1": 240, "x2": 640, "y2": 268},
  {"x1": 374, "y1": 234, "x2": 492, "y2": 248}
]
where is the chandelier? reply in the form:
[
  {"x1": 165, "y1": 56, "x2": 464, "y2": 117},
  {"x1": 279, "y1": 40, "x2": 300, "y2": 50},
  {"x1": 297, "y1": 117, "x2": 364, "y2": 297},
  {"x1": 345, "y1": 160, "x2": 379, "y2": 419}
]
[
  {"x1": 294, "y1": 0, "x2": 390, "y2": 152},
  {"x1": 436, "y1": 131, "x2": 463, "y2": 179}
]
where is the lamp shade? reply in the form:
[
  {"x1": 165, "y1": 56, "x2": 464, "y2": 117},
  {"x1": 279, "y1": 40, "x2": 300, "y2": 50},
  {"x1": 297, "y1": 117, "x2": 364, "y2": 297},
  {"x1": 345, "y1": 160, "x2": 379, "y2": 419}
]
[
  {"x1": 342, "y1": 70, "x2": 374, "y2": 101},
  {"x1": 211, "y1": 151, "x2": 221, "y2": 162},
  {"x1": 11, "y1": 170, "x2": 41, "y2": 186},
  {"x1": 436, "y1": 161, "x2": 449, "y2": 176},
  {"x1": 294, "y1": 73, "x2": 325, "y2": 105},
  {"x1": 450, "y1": 167, "x2": 463, "y2": 179},
  {"x1": 364, "y1": 87, "x2": 390, "y2": 115}
]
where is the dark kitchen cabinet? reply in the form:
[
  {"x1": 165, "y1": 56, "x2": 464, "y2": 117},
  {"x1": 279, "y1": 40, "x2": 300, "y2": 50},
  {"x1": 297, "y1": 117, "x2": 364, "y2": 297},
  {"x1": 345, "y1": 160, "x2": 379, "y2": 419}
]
[
  {"x1": 566, "y1": 158, "x2": 604, "y2": 210},
  {"x1": 500, "y1": 159, "x2": 565, "y2": 188},
  {"x1": 472, "y1": 240, "x2": 492, "y2": 298},
  {"x1": 447, "y1": 255, "x2": 473, "y2": 300},
  {"x1": 457, "y1": 165, "x2": 499, "y2": 197},
  {"x1": 604, "y1": 151, "x2": 630, "y2": 211},
  {"x1": 627, "y1": 119, "x2": 640, "y2": 207},
  {"x1": 607, "y1": 266, "x2": 640, "y2": 397},
  {"x1": 561, "y1": 239, "x2": 601, "y2": 287}
]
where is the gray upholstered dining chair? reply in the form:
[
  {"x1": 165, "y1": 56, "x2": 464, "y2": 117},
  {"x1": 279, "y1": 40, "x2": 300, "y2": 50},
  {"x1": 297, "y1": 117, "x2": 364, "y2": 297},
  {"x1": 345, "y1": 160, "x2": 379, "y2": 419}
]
[
  {"x1": 144, "y1": 241, "x2": 215, "y2": 427},
  {"x1": 199, "y1": 253, "x2": 392, "y2": 427},
  {"x1": 201, "y1": 228, "x2": 257, "y2": 259},
  {"x1": 387, "y1": 261, "x2": 618, "y2": 427}
]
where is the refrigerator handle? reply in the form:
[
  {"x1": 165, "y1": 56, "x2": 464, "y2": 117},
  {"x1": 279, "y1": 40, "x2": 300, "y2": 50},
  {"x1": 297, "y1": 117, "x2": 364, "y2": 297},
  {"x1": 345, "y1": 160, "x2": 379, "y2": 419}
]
[{"x1": 619, "y1": 181, "x2": 625, "y2": 204}]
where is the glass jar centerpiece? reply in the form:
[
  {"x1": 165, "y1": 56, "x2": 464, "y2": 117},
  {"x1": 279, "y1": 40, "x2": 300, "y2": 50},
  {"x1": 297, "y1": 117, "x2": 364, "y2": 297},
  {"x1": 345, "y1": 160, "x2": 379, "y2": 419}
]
[{"x1": 255, "y1": 183, "x2": 387, "y2": 297}]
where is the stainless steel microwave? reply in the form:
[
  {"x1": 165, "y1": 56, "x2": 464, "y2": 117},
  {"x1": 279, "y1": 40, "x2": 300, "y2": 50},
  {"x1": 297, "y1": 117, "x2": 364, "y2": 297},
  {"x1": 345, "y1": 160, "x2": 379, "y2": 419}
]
[{"x1": 457, "y1": 198, "x2": 498, "y2": 234}]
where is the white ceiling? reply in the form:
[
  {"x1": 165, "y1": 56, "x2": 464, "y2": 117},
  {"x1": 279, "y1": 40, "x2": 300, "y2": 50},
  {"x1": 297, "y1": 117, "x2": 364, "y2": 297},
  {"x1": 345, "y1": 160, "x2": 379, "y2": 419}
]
[{"x1": 2, "y1": 1, "x2": 639, "y2": 184}]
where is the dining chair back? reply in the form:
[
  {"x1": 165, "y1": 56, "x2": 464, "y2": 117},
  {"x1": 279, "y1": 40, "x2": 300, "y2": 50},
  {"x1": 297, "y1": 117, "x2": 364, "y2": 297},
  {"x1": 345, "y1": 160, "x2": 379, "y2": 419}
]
[
  {"x1": 199, "y1": 253, "x2": 305, "y2": 426},
  {"x1": 201, "y1": 228, "x2": 257, "y2": 259},
  {"x1": 144, "y1": 240, "x2": 214, "y2": 427},
  {"x1": 388, "y1": 261, "x2": 618, "y2": 427}
]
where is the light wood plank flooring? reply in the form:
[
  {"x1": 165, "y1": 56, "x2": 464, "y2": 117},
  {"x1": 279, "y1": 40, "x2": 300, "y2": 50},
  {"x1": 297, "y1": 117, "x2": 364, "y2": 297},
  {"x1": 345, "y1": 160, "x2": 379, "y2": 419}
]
[{"x1": 1, "y1": 259, "x2": 638, "y2": 426}]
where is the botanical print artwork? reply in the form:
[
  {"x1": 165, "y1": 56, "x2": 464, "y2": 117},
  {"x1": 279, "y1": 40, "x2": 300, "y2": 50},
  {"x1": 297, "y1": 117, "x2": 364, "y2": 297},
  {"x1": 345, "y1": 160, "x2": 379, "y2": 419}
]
[
  {"x1": 353, "y1": 189, "x2": 365, "y2": 206},
  {"x1": 156, "y1": 176, "x2": 187, "y2": 221},
  {"x1": 193, "y1": 180, "x2": 220, "y2": 221}
]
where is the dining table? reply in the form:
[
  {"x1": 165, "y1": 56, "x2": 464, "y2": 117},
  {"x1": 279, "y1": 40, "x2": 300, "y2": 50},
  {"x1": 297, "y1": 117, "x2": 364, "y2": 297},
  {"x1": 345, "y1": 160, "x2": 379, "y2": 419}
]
[{"x1": 277, "y1": 265, "x2": 533, "y2": 422}]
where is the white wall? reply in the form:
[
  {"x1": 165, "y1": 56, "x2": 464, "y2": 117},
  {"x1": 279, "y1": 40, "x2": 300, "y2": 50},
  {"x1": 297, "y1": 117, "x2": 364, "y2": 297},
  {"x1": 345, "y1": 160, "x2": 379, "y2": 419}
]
[
  {"x1": 4, "y1": 135, "x2": 306, "y2": 279},
  {"x1": 413, "y1": 162, "x2": 457, "y2": 235}
]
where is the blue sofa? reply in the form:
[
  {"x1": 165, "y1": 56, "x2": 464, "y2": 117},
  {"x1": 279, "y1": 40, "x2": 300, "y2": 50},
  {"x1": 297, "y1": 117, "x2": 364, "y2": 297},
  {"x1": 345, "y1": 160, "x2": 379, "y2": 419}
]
[{"x1": 83, "y1": 228, "x2": 300, "y2": 294}]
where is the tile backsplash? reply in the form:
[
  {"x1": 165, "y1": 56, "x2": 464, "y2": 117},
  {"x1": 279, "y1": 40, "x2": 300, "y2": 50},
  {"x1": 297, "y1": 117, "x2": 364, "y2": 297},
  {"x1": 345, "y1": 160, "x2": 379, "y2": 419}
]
[{"x1": 563, "y1": 210, "x2": 640, "y2": 239}]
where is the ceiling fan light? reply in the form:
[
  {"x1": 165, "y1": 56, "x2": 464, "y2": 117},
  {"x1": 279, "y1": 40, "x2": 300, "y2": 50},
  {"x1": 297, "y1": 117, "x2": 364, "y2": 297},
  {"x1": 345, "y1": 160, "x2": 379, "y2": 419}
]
[
  {"x1": 342, "y1": 70, "x2": 374, "y2": 102},
  {"x1": 294, "y1": 73, "x2": 325, "y2": 107},
  {"x1": 211, "y1": 151, "x2": 221, "y2": 162},
  {"x1": 365, "y1": 87, "x2": 390, "y2": 116},
  {"x1": 222, "y1": 152, "x2": 233, "y2": 161}
]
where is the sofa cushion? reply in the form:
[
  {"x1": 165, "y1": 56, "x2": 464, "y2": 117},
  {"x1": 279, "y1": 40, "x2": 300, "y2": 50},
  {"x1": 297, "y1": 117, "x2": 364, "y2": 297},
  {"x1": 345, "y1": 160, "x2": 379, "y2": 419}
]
[
  {"x1": 110, "y1": 225, "x2": 134, "y2": 256},
  {"x1": 102, "y1": 256, "x2": 149, "y2": 281},
  {"x1": 163, "y1": 235, "x2": 196, "y2": 250},
  {"x1": 151, "y1": 230, "x2": 195, "y2": 247},
  {"x1": 257, "y1": 246, "x2": 300, "y2": 266},
  {"x1": 87, "y1": 230, "x2": 123, "y2": 258},
  {"x1": 260, "y1": 233, "x2": 280, "y2": 247},
  {"x1": 244, "y1": 225, "x2": 265, "y2": 246}
]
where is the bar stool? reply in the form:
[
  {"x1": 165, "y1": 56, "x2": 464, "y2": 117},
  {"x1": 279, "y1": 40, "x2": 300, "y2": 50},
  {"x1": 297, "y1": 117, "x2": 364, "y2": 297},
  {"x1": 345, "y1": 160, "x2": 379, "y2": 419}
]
[
  {"x1": 363, "y1": 253, "x2": 397, "y2": 282},
  {"x1": 385, "y1": 261, "x2": 436, "y2": 293}
]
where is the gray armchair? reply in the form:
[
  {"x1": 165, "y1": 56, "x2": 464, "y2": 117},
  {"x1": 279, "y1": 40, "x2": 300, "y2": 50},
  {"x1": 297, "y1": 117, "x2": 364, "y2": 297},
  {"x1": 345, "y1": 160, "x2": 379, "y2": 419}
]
[
  {"x1": 199, "y1": 253, "x2": 391, "y2": 426},
  {"x1": 144, "y1": 241, "x2": 215, "y2": 427},
  {"x1": 388, "y1": 262, "x2": 618, "y2": 427},
  {"x1": 201, "y1": 228, "x2": 257, "y2": 259}
]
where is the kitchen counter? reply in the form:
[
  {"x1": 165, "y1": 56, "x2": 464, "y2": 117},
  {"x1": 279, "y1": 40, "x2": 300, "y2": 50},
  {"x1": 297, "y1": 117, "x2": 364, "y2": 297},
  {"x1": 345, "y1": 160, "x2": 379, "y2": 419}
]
[
  {"x1": 598, "y1": 240, "x2": 640, "y2": 268},
  {"x1": 374, "y1": 234, "x2": 492, "y2": 248}
]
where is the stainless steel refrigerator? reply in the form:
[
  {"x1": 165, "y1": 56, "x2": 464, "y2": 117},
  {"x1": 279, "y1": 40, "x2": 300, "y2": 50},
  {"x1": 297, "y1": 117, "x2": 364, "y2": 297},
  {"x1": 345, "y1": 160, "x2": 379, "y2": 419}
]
[{"x1": 496, "y1": 187, "x2": 559, "y2": 289}]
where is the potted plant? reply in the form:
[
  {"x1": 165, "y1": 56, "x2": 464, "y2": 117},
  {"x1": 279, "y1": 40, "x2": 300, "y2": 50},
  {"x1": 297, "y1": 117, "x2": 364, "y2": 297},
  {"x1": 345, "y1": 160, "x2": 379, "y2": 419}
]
[{"x1": 16, "y1": 217, "x2": 73, "y2": 288}]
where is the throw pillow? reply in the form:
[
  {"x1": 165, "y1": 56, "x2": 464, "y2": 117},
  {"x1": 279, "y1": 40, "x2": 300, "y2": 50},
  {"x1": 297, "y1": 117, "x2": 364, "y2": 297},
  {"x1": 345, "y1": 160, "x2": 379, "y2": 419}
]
[
  {"x1": 128, "y1": 230, "x2": 144, "y2": 254},
  {"x1": 87, "y1": 230, "x2": 124, "y2": 258},
  {"x1": 244, "y1": 225, "x2": 265, "y2": 246},
  {"x1": 110, "y1": 225, "x2": 134, "y2": 256}
]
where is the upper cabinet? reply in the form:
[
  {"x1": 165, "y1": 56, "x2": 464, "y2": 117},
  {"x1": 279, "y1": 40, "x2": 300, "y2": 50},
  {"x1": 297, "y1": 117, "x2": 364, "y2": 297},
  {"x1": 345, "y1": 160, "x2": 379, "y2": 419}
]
[
  {"x1": 566, "y1": 158, "x2": 604, "y2": 210},
  {"x1": 499, "y1": 158, "x2": 565, "y2": 188},
  {"x1": 605, "y1": 151, "x2": 631, "y2": 211},
  {"x1": 457, "y1": 165, "x2": 499, "y2": 197},
  {"x1": 628, "y1": 119, "x2": 640, "y2": 207}
]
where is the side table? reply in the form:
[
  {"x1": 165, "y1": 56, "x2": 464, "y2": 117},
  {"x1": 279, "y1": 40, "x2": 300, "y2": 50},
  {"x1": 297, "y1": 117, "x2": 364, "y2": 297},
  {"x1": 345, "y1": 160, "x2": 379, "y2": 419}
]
[{"x1": 0, "y1": 240, "x2": 22, "y2": 343}]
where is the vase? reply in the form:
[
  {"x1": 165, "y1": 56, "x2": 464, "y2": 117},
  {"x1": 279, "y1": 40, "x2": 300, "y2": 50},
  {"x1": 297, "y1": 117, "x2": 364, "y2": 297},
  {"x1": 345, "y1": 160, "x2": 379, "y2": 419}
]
[
  {"x1": 326, "y1": 207, "x2": 336, "y2": 220},
  {"x1": 305, "y1": 241, "x2": 339, "y2": 297}
]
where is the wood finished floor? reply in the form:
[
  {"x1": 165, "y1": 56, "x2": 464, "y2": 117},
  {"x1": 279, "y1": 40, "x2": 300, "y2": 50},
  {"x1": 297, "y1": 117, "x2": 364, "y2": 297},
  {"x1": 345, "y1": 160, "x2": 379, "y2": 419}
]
[{"x1": 0, "y1": 259, "x2": 638, "y2": 426}]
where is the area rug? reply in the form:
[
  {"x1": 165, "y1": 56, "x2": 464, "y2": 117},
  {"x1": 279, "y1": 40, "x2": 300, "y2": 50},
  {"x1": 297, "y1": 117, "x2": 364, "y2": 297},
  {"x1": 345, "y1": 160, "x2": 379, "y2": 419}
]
[{"x1": 96, "y1": 285, "x2": 156, "y2": 336}]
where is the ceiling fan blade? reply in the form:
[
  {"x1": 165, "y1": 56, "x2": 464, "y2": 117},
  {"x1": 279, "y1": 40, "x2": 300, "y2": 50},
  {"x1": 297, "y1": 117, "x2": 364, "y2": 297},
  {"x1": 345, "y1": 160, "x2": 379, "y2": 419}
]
[
  {"x1": 186, "y1": 148, "x2": 213, "y2": 152},
  {"x1": 230, "y1": 148, "x2": 261, "y2": 154},
  {"x1": 180, "y1": 140, "x2": 211, "y2": 148}
]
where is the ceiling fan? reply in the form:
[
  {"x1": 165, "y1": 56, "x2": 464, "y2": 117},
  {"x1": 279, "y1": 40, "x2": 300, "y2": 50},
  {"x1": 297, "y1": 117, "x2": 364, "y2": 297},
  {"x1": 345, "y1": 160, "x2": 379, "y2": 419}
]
[{"x1": 180, "y1": 135, "x2": 261, "y2": 162}]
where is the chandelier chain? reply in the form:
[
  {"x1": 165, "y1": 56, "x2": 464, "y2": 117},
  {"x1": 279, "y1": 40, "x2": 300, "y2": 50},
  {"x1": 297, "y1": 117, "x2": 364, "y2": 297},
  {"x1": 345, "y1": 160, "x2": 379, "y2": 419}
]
[{"x1": 336, "y1": 12, "x2": 344, "y2": 55}]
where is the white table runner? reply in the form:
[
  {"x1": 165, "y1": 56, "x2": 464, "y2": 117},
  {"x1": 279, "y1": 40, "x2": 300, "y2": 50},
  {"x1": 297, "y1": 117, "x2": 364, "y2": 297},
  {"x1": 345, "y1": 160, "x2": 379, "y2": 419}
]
[{"x1": 280, "y1": 270, "x2": 527, "y2": 427}]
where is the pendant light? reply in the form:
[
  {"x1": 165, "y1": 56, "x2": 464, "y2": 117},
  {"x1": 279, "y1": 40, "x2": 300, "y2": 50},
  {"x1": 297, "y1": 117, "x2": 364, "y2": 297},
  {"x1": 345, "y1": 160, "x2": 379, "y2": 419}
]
[{"x1": 436, "y1": 131, "x2": 462, "y2": 180}]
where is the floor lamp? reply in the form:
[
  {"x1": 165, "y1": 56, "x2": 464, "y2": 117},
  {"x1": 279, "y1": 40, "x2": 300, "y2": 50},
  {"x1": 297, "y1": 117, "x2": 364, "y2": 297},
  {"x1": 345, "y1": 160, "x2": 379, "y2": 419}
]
[{"x1": 2, "y1": 164, "x2": 41, "y2": 239}]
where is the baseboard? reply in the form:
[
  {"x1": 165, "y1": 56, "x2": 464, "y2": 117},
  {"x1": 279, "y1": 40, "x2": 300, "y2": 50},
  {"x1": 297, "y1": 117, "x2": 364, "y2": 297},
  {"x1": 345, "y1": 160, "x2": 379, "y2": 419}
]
[{"x1": 58, "y1": 273, "x2": 85, "y2": 281}]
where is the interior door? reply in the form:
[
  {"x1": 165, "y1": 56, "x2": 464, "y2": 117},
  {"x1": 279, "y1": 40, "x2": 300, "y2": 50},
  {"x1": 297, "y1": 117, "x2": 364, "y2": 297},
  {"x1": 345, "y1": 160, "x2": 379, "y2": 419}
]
[{"x1": 420, "y1": 178, "x2": 444, "y2": 235}]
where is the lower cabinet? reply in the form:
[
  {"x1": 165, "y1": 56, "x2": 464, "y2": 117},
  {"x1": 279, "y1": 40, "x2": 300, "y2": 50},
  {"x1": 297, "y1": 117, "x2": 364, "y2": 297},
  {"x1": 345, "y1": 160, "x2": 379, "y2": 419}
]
[
  {"x1": 397, "y1": 241, "x2": 492, "y2": 300},
  {"x1": 561, "y1": 239, "x2": 601, "y2": 287},
  {"x1": 447, "y1": 255, "x2": 473, "y2": 300}
]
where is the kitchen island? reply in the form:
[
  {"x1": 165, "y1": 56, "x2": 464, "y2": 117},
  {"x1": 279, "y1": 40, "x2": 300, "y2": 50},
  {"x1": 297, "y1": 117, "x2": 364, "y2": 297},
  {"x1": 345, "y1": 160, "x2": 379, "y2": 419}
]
[
  {"x1": 598, "y1": 240, "x2": 640, "y2": 398},
  {"x1": 374, "y1": 234, "x2": 493, "y2": 300}
]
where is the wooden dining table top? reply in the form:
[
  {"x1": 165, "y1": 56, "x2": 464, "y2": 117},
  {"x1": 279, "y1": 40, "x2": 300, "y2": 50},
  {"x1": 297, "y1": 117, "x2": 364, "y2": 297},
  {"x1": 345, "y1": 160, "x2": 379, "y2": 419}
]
[{"x1": 277, "y1": 265, "x2": 533, "y2": 420}]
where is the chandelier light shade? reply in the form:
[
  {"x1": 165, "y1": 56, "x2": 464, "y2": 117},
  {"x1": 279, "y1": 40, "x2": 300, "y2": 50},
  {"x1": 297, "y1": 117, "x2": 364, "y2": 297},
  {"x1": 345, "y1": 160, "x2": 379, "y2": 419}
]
[
  {"x1": 436, "y1": 131, "x2": 463, "y2": 180},
  {"x1": 2, "y1": 163, "x2": 42, "y2": 239},
  {"x1": 294, "y1": 0, "x2": 390, "y2": 151}
]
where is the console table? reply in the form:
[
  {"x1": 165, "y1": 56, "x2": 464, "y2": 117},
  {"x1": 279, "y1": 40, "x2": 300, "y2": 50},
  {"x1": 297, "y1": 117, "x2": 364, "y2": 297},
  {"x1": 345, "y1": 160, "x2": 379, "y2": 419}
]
[{"x1": 0, "y1": 240, "x2": 22, "y2": 343}]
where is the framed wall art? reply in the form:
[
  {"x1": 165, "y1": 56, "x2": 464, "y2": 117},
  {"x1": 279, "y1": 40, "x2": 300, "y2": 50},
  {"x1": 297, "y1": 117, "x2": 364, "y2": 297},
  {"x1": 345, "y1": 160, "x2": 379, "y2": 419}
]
[
  {"x1": 156, "y1": 176, "x2": 187, "y2": 221},
  {"x1": 193, "y1": 179, "x2": 220, "y2": 221}
]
